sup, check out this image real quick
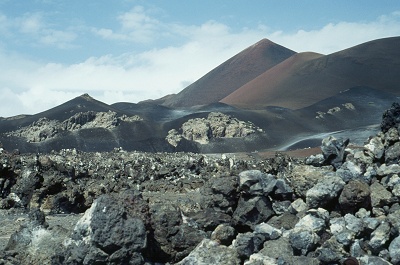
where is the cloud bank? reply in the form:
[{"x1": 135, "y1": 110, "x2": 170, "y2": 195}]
[{"x1": 1, "y1": 7, "x2": 400, "y2": 117}]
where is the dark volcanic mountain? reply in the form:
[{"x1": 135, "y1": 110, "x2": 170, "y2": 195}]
[
  {"x1": 221, "y1": 37, "x2": 400, "y2": 109},
  {"x1": 161, "y1": 38, "x2": 296, "y2": 107}
]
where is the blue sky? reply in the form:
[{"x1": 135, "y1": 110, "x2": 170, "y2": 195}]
[{"x1": 1, "y1": 0, "x2": 400, "y2": 117}]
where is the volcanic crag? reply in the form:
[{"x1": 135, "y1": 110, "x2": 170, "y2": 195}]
[{"x1": 0, "y1": 103, "x2": 400, "y2": 264}]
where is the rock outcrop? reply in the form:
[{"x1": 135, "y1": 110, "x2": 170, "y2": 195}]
[
  {"x1": 6, "y1": 111, "x2": 142, "y2": 142},
  {"x1": 166, "y1": 112, "x2": 262, "y2": 146},
  {"x1": 1, "y1": 103, "x2": 400, "y2": 264}
]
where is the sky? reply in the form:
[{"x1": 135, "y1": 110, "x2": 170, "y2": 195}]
[{"x1": 1, "y1": 1, "x2": 400, "y2": 117}]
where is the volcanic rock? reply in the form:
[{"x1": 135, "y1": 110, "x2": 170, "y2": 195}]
[{"x1": 167, "y1": 112, "x2": 262, "y2": 145}]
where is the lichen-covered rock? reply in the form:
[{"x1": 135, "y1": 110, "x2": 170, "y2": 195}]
[
  {"x1": 211, "y1": 224, "x2": 237, "y2": 246},
  {"x1": 385, "y1": 142, "x2": 400, "y2": 165},
  {"x1": 289, "y1": 227, "x2": 320, "y2": 255},
  {"x1": 287, "y1": 164, "x2": 332, "y2": 198},
  {"x1": 176, "y1": 239, "x2": 241, "y2": 265},
  {"x1": 63, "y1": 193, "x2": 147, "y2": 265},
  {"x1": 169, "y1": 112, "x2": 262, "y2": 145},
  {"x1": 306, "y1": 175, "x2": 345, "y2": 208},
  {"x1": 6, "y1": 111, "x2": 142, "y2": 143},
  {"x1": 369, "y1": 221, "x2": 391, "y2": 254},
  {"x1": 370, "y1": 182, "x2": 393, "y2": 207},
  {"x1": 389, "y1": 235, "x2": 400, "y2": 264}
]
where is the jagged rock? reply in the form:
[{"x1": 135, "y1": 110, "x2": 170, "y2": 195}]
[
  {"x1": 389, "y1": 235, "x2": 400, "y2": 264},
  {"x1": 273, "y1": 178, "x2": 293, "y2": 200},
  {"x1": 258, "y1": 237, "x2": 294, "y2": 263},
  {"x1": 336, "y1": 161, "x2": 364, "y2": 183},
  {"x1": 211, "y1": 224, "x2": 237, "y2": 246},
  {"x1": 305, "y1": 153, "x2": 325, "y2": 166},
  {"x1": 148, "y1": 202, "x2": 207, "y2": 262},
  {"x1": 244, "y1": 253, "x2": 278, "y2": 265},
  {"x1": 388, "y1": 209, "x2": 400, "y2": 234},
  {"x1": 381, "y1": 102, "x2": 400, "y2": 133},
  {"x1": 187, "y1": 208, "x2": 231, "y2": 231},
  {"x1": 232, "y1": 232, "x2": 264, "y2": 260},
  {"x1": 3, "y1": 209, "x2": 66, "y2": 265},
  {"x1": 365, "y1": 135, "x2": 385, "y2": 160},
  {"x1": 321, "y1": 136, "x2": 349, "y2": 168},
  {"x1": 63, "y1": 193, "x2": 147, "y2": 265},
  {"x1": 288, "y1": 198, "x2": 308, "y2": 215},
  {"x1": 368, "y1": 221, "x2": 391, "y2": 254},
  {"x1": 306, "y1": 175, "x2": 345, "y2": 208},
  {"x1": 359, "y1": 255, "x2": 392, "y2": 265},
  {"x1": 267, "y1": 211, "x2": 299, "y2": 230},
  {"x1": 200, "y1": 175, "x2": 239, "y2": 214},
  {"x1": 295, "y1": 208, "x2": 329, "y2": 235},
  {"x1": 253, "y1": 222, "x2": 282, "y2": 241},
  {"x1": 377, "y1": 163, "x2": 400, "y2": 176},
  {"x1": 316, "y1": 236, "x2": 347, "y2": 264},
  {"x1": 384, "y1": 128, "x2": 400, "y2": 149},
  {"x1": 176, "y1": 239, "x2": 241, "y2": 265},
  {"x1": 385, "y1": 142, "x2": 400, "y2": 165},
  {"x1": 339, "y1": 180, "x2": 371, "y2": 214},
  {"x1": 330, "y1": 217, "x2": 357, "y2": 247},
  {"x1": 289, "y1": 227, "x2": 320, "y2": 255},
  {"x1": 232, "y1": 195, "x2": 274, "y2": 229},
  {"x1": 344, "y1": 214, "x2": 364, "y2": 236},
  {"x1": 287, "y1": 164, "x2": 333, "y2": 198},
  {"x1": 272, "y1": 200, "x2": 291, "y2": 214},
  {"x1": 370, "y1": 182, "x2": 393, "y2": 207},
  {"x1": 238, "y1": 170, "x2": 276, "y2": 196}
]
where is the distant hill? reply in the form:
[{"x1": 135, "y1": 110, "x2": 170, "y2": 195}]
[
  {"x1": 221, "y1": 37, "x2": 400, "y2": 109},
  {"x1": 161, "y1": 38, "x2": 296, "y2": 107}
]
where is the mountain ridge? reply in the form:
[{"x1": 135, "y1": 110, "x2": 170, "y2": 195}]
[
  {"x1": 221, "y1": 36, "x2": 400, "y2": 109},
  {"x1": 160, "y1": 38, "x2": 296, "y2": 107}
]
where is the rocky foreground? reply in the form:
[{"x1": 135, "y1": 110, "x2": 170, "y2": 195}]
[{"x1": 1, "y1": 104, "x2": 400, "y2": 264}]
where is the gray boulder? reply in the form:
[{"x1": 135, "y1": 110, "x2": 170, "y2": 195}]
[
  {"x1": 211, "y1": 224, "x2": 237, "y2": 246},
  {"x1": 232, "y1": 232, "x2": 264, "y2": 260},
  {"x1": 176, "y1": 239, "x2": 240, "y2": 265},
  {"x1": 364, "y1": 135, "x2": 385, "y2": 160},
  {"x1": 233, "y1": 195, "x2": 274, "y2": 229},
  {"x1": 306, "y1": 175, "x2": 345, "y2": 208},
  {"x1": 238, "y1": 170, "x2": 276, "y2": 196},
  {"x1": 389, "y1": 235, "x2": 400, "y2": 264},
  {"x1": 370, "y1": 182, "x2": 393, "y2": 207},
  {"x1": 289, "y1": 227, "x2": 320, "y2": 255},
  {"x1": 369, "y1": 221, "x2": 391, "y2": 254},
  {"x1": 385, "y1": 142, "x2": 400, "y2": 165},
  {"x1": 63, "y1": 194, "x2": 147, "y2": 265},
  {"x1": 339, "y1": 180, "x2": 371, "y2": 214}
]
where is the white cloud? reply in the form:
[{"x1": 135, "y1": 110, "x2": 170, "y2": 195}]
[
  {"x1": 271, "y1": 11, "x2": 400, "y2": 54},
  {"x1": 18, "y1": 13, "x2": 43, "y2": 34},
  {"x1": 93, "y1": 6, "x2": 162, "y2": 43},
  {"x1": 1, "y1": 10, "x2": 400, "y2": 117},
  {"x1": 0, "y1": 11, "x2": 78, "y2": 49}
]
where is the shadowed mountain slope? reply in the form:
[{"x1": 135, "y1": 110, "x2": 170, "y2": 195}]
[
  {"x1": 221, "y1": 37, "x2": 400, "y2": 109},
  {"x1": 0, "y1": 94, "x2": 122, "y2": 134},
  {"x1": 161, "y1": 39, "x2": 296, "y2": 107}
]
